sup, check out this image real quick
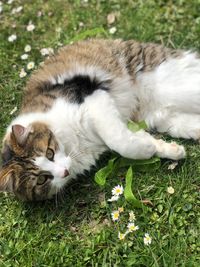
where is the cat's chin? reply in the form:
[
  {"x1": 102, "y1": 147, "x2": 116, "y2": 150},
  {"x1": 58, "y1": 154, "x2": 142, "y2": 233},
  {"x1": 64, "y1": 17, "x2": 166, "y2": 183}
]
[{"x1": 48, "y1": 180, "x2": 67, "y2": 199}]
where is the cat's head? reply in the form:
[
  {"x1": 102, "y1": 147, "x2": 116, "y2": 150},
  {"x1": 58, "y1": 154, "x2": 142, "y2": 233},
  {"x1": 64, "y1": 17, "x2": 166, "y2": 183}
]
[{"x1": 0, "y1": 122, "x2": 71, "y2": 201}]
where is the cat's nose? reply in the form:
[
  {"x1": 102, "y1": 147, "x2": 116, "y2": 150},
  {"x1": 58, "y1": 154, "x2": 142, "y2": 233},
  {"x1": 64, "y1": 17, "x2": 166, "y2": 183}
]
[{"x1": 63, "y1": 169, "x2": 69, "y2": 178}]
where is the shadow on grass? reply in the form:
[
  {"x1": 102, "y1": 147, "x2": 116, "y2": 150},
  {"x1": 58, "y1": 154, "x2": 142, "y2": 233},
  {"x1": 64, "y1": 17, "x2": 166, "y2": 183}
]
[{"x1": 20, "y1": 176, "x2": 98, "y2": 221}]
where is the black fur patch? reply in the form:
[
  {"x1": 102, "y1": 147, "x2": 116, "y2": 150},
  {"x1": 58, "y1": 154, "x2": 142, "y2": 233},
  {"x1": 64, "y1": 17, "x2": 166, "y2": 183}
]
[{"x1": 41, "y1": 75, "x2": 110, "y2": 104}]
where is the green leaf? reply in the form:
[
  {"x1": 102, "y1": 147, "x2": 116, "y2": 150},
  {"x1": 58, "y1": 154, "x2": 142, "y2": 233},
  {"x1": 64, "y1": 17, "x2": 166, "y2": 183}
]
[
  {"x1": 119, "y1": 157, "x2": 160, "y2": 172},
  {"x1": 94, "y1": 158, "x2": 117, "y2": 186},
  {"x1": 124, "y1": 167, "x2": 143, "y2": 208},
  {"x1": 127, "y1": 120, "x2": 148, "y2": 132},
  {"x1": 138, "y1": 120, "x2": 148, "y2": 130}
]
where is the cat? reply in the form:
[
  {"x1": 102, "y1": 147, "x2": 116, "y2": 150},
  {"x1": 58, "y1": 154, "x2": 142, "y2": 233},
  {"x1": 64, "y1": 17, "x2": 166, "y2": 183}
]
[{"x1": 1, "y1": 38, "x2": 200, "y2": 201}]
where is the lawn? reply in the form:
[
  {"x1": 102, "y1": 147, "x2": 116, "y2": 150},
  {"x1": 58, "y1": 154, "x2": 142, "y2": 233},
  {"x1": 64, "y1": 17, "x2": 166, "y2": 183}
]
[{"x1": 0, "y1": 0, "x2": 200, "y2": 266}]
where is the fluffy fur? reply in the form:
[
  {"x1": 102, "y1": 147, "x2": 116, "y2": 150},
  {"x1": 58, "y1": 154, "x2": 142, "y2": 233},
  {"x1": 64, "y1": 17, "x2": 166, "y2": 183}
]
[{"x1": 1, "y1": 39, "x2": 200, "y2": 201}]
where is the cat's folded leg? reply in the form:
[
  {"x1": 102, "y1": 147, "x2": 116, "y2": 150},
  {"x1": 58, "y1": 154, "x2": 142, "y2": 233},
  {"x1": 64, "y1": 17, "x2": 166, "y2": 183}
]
[{"x1": 85, "y1": 90, "x2": 186, "y2": 160}]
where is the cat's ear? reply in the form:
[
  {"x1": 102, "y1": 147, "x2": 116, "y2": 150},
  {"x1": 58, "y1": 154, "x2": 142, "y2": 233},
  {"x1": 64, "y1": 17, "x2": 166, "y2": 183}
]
[
  {"x1": 0, "y1": 167, "x2": 14, "y2": 192},
  {"x1": 12, "y1": 124, "x2": 31, "y2": 146}
]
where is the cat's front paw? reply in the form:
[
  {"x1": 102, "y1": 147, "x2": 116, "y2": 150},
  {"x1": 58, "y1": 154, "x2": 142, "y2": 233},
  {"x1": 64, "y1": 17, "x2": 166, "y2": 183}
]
[{"x1": 155, "y1": 140, "x2": 186, "y2": 160}]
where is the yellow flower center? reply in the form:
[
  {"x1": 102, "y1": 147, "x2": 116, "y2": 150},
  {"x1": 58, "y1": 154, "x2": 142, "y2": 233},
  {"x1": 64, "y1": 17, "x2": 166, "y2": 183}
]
[
  {"x1": 113, "y1": 212, "x2": 119, "y2": 219},
  {"x1": 118, "y1": 233, "x2": 125, "y2": 240}
]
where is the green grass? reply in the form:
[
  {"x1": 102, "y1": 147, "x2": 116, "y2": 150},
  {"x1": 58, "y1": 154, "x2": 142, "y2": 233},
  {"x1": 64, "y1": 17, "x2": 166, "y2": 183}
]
[{"x1": 0, "y1": 0, "x2": 200, "y2": 266}]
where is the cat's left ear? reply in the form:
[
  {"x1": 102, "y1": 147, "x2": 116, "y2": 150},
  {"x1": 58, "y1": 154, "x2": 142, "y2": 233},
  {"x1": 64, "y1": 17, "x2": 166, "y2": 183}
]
[{"x1": 0, "y1": 166, "x2": 14, "y2": 192}]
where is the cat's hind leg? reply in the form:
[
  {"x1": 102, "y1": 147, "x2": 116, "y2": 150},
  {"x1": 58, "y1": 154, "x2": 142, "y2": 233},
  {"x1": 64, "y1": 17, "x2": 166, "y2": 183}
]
[
  {"x1": 85, "y1": 90, "x2": 185, "y2": 160},
  {"x1": 139, "y1": 52, "x2": 200, "y2": 140},
  {"x1": 146, "y1": 110, "x2": 200, "y2": 140}
]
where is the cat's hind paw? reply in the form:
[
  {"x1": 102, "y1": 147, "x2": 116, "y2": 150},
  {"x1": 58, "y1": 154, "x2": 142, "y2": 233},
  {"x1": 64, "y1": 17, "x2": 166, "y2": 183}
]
[{"x1": 155, "y1": 140, "x2": 186, "y2": 160}]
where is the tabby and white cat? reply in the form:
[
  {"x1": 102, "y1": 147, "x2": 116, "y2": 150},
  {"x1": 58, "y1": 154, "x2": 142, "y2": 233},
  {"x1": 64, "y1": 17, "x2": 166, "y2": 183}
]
[{"x1": 1, "y1": 39, "x2": 200, "y2": 201}]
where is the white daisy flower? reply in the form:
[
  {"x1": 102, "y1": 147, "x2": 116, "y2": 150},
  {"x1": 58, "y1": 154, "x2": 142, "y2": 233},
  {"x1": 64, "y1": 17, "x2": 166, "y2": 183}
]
[
  {"x1": 127, "y1": 222, "x2": 139, "y2": 232},
  {"x1": 0, "y1": 5, "x2": 2, "y2": 13},
  {"x1": 118, "y1": 232, "x2": 126, "y2": 240},
  {"x1": 48, "y1": 48, "x2": 54, "y2": 54},
  {"x1": 107, "y1": 13, "x2": 116, "y2": 25},
  {"x1": 40, "y1": 48, "x2": 49, "y2": 56},
  {"x1": 19, "y1": 68, "x2": 27, "y2": 78},
  {"x1": 167, "y1": 186, "x2": 175, "y2": 194},
  {"x1": 143, "y1": 233, "x2": 152, "y2": 245},
  {"x1": 27, "y1": 61, "x2": 35, "y2": 70},
  {"x1": 24, "y1": 44, "x2": 31, "y2": 52},
  {"x1": 7, "y1": 0, "x2": 14, "y2": 4},
  {"x1": 40, "y1": 47, "x2": 54, "y2": 56},
  {"x1": 37, "y1": 11, "x2": 43, "y2": 17},
  {"x1": 11, "y1": 8, "x2": 16, "y2": 14},
  {"x1": 11, "y1": 6, "x2": 23, "y2": 14},
  {"x1": 21, "y1": 54, "x2": 29, "y2": 60},
  {"x1": 26, "y1": 23, "x2": 35, "y2": 32},
  {"x1": 79, "y1": 21, "x2": 84, "y2": 27},
  {"x1": 8, "y1": 34, "x2": 17, "y2": 42},
  {"x1": 112, "y1": 185, "x2": 123, "y2": 196},
  {"x1": 107, "y1": 195, "x2": 119, "y2": 202},
  {"x1": 167, "y1": 162, "x2": 178, "y2": 170},
  {"x1": 109, "y1": 26, "x2": 117, "y2": 34},
  {"x1": 111, "y1": 210, "x2": 120, "y2": 221},
  {"x1": 129, "y1": 211, "x2": 136, "y2": 222},
  {"x1": 55, "y1": 27, "x2": 62, "y2": 33},
  {"x1": 16, "y1": 6, "x2": 23, "y2": 12}
]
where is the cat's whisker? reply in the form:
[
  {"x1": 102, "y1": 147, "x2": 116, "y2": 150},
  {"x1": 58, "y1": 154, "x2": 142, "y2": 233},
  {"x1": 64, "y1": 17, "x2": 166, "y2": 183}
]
[
  {"x1": 68, "y1": 148, "x2": 84, "y2": 158},
  {"x1": 59, "y1": 187, "x2": 65, "y2": 203},
  {"x1": 68, "y1": 149, "x2": 75, "y2": 157},
  {"x1": 69, "y1": 146, "x2": 105, "y2": 160},
  {"x1": 69, "y1": 149, "x2": 85, "y2": 158},
  {"x1": 55, "y1": 187, "x2": 59, "y2": 208},
  {"x1": 70, "y1": 151, "x2": 85, "y2": 160}
]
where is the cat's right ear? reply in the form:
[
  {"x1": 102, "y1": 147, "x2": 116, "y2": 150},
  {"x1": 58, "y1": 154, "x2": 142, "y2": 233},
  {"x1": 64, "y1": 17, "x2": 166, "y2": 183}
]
[
  {"x1": 11, "y1": 124, "x2": 31, "y2": 146},
  {"x1": 0, "y1": 166, "x2": 14, "y2": 192}
]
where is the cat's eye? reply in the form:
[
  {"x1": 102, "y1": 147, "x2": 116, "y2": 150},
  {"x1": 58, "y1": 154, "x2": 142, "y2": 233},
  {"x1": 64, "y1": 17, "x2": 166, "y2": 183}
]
[
  {"x1": 46, "y1": 148, "x2": 54, "y2": 161},
  {"x1": 37, "y1": 175, "x2": 48, "y2": 185}
]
